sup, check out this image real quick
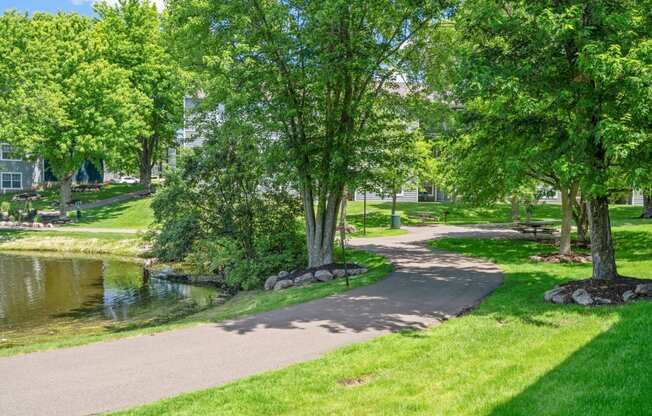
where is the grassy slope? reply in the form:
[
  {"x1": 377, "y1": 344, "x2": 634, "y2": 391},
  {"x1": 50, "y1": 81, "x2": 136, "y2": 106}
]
[
  {"x1": 67, "y1": 197, "x2": 154, "y2": 230},
  {"x1": 1, "y1": 249, "x2": 392, "y2": 357},
  {"x1": 115, "y1": 222, "x2": 652, "y2": 416},
  {"x1": 0, "y1": 183, "x2": 144, "y2": 211}
]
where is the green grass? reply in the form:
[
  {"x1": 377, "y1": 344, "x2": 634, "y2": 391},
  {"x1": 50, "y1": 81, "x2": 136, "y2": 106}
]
[
  {"x1": 0, "y1": 249, "x2": 391, "y2": 357},
  {"x1": 346, "y1": 200, "x2": 649, "y2": 231},
  {"x1": 67, "y1": 197, "x2": 154, "y2": 230},
  {"x1": 0, "y1": 183, "x2": 144, "y2": 211},
  {"x1": 0, "y1": 230, "x2": 146, "y2": 257},
  {"x1": 114, "y1": 223, "x2": 652, "y2": 416}
]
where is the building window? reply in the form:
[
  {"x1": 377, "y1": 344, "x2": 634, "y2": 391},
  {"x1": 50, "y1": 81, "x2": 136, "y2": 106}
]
[
  {"x1": 0, "y1": 143, "x2": 20, "y2": 161},
  {"x1": 1, "y1": 172, "x2": 22, "y2": 190}
]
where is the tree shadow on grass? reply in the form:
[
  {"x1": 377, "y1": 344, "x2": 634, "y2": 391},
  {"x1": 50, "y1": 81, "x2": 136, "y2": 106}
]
[{"x1": 487, "y1": 301, "x2": 652, "y2": 415}]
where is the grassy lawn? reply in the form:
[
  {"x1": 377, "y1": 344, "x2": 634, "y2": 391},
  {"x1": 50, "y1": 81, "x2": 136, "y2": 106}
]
[
  {"x1": 0, "y1": 183, "x2": 144, "y2": 211},
  {"x1": 68, "y1": 197, "x2": 154, "y2": 230},
  {"x1": 114, "y1": 221, "x2": 652, "y2": 416},
  {"x1": 0, "y1": 249, "x2": 391, "y2": 357},
  {"x1": 0, "y1": 230, "x2": 146, "y2": 257}
]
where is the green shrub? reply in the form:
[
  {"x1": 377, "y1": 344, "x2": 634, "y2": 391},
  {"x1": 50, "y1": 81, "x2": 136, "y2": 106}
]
[
  {"x1": 1, "y1": 201, "x2": 10, "y2": 213},
  {"x1": 151, "y1": 117, "x2": 306, "y2": 290}
]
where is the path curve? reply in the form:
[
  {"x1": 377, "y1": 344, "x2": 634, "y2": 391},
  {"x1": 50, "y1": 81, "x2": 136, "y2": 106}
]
[{"x1": 0, "y1": 225, "x2": 507, "y2": 416}]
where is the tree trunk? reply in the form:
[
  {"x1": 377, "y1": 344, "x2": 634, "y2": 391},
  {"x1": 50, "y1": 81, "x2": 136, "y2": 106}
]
[
  {"x1": 510, "y1": 196, "x2": 520, "y2": 221},
  {"x1": 641, "y1": 191, "x2": 652, "y2": 218},
  {"x1": 139, "y1": 137, "x2": 153, "y2": 193},
  {"x1": 572, "y1": 196, "x2": 589, "y2": 244},
  {"x1": 559, "y1": 187, "x2": 573, "y2": 256},
  {"x1": 391, "y1": 192, "x2": 398, "y2": 216},
  {"x1": 303, "y1": 183, "x2": 342, "y2": 268},
  {"x1": 139, "y1": 161, "x2": 152, "y2": 193},
  {"x1": 59, "y1": 174, "x2": 73, "y2": 216},
  {"x1": 588, "y1": 196, "x2": 618, "y2": 280}
]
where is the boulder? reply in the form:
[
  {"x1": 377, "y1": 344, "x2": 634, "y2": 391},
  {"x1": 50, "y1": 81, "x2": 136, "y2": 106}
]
[
  {"x1": 314, "y1": 269, "x2": 334, "y2": 282},
  {"x1": 294, "y1": 272, "x2": 314, "y2": 285},
  {"x1": 278, "y1": 271, "x2": 290, "y2": 279},
  {"x1": 594, "y1": 297, "x2": 612, "y2": 305},
  {"x1": 332, "y1": 269, "x2": 347, "y2": 278},
  {"x1": 551, "y1": 292, "x2": 571, "y2": 304},
  {"x1": 635, "y1": 284, "x2": 652, "y2": 296},
  {"x1": 571, "y1": 289, "x2": 594, "y2": 306},
  {"x1": 623, "y1": 290, "x2": 637, "y2": 302},
  {"x1": 264, "y1": 275, "x2": 278, "y2": 291},
  {"x1": 273, "y1": 279, "x2": 294, "y2": 290},
  {"x1": 544, "y1": 287, "x2": 567, "y2": 303}
]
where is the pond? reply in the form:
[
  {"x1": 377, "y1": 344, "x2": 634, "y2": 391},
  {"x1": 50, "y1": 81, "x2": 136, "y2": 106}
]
[{"x1": 0, "y1": 252, "x2": 218, "y2": 333}]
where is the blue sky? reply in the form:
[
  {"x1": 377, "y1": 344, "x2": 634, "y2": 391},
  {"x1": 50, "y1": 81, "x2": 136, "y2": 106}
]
[
  {"x1": 1, "y1": 1, "x2": 96, "y2": 15},
  {"x1": 1, "y1": 1, "x2": 164, "y2": 15}
]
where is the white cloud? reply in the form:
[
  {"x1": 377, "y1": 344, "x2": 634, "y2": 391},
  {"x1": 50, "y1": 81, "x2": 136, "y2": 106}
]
[{"x1": 70, "y1": 0, "x2": 165, "y2": 11}]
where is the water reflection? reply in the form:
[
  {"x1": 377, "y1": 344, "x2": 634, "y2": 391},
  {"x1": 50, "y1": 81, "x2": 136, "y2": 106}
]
[{"x1": 0, "y1": 252, "x2": 216, "y2": 331}]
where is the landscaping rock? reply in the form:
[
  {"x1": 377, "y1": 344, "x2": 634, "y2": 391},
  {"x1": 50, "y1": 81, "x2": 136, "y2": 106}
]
[
  {"x1": 594, "y1": 297, "x2": 612, "y2": 305},
  {"x1": 635, "y1": 284, "x2": 652, "y2": 296},
  {"x1": 273, "y1": 279, "x2": 294, "y2": 290},
  {"x1": 264, "y1": 275, "x2": 278, "y2": 291},
  {"x1": 294, "y1": 272, "x2": 314, "y2": 285},
  {"x1": 551, "y1": 292, "x2": 571, "y2": 304},
  {"x1": 278, "y1": 271, "x2": 290, "y2": 279},
  {"x1": 314, "y1": 269, "x2": 334, "y2": 282},
  {"x1": 572, "y1": 289, "x2": 593, "y2": 306},
  {"x1": 332, "y1": 269, "x2": 347, "y2": 278},
  {"x1": 623, "y1": 290, "x2": 637, "y2": 302},
  {"x1": 544, "y1": 287, "x2": 567, "y2": 303}
]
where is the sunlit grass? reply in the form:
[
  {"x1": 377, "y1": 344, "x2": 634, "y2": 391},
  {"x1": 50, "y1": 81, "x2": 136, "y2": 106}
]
[{"x1": 114, "y1": 222, "x2": 652, "y2": 416}]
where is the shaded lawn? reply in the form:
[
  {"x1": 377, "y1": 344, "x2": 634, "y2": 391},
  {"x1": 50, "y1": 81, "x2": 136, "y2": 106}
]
[
  {"x1": 0, "y1": 183, "x2": 144, "y2": 211},
  {"x1": 0, "y1": 249, "x2": 391, "y2": 357},
  {"x1": 114, "y1": 224, "x2": 652, "y2": 416}
]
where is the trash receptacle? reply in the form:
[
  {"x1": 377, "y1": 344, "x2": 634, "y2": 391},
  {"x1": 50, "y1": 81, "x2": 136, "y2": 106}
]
[{"x1": 390, "y1": 214, "x2": 401, "y2": 229}]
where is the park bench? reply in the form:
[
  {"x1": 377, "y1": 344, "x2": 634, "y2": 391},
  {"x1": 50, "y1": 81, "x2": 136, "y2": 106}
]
[
  {"x1": 72, "y1": 184, "x2": 103, "y2": 193},
  {"x1": 415, "y1": 212, "x2": 440, "y2": 223},
  {"x1": 513, "y1": 221, "x2": 557, "y2": 238}
]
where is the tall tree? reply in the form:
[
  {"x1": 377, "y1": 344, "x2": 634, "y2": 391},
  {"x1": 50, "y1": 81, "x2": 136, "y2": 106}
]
[
  {"x1": 455, "y1": 0, "x2": 652, "y2": 279},
  {"x1": 0, "y1": 12, "x2": 144, "y2": 215},
  {"x1": 167, "y1": 0, "x2": 454, "y2": 267},
  {"x1": 95, "y1": 0, "x2": 185, "y2": 192}
]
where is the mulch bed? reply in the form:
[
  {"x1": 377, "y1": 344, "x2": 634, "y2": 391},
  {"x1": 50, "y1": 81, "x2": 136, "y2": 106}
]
[
  {"x1": 556, "y1": 276, "x2": 652, "y2": 305},
  {"x1": 529, "y1": 252, "x2": 592, "y2": 264}
]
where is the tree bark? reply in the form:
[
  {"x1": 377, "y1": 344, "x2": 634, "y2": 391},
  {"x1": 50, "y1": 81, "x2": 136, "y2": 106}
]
[
  {"x1": 139, "y1": 136, "x2": 154, "y2": 193},
  {"x1": 303, "y1": 182, "x2": 342, "y2": 268},
  {"x1": 59, "y1": 174, "x2": 73, "y2": 216},
  {"x1": 391, "y1": 192, "x2": 398, "y2": 216},
  {"x1": 139, "y1": 161, "x2": 152, "y2": 193},
  {"x1": 559, "y1": 186, "x2": 573, "y2": 256},
  {"x1": 641, "y1": 191, "x2": 652, "y2": 218},
  {"x1": 572, "y1": 196, "x2": 589, "y2": 244},
  {"x1": 588, "y1": 196, "x2": 618, "y2": 280},
  {"x1": 510, "y1": 196, "x2": 520, "y2": 221}
]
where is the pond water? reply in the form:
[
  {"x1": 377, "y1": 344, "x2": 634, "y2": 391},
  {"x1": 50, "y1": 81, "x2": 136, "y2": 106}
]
[{"x1": 0, "y1": 252, "x2": 217, "y2": 332}]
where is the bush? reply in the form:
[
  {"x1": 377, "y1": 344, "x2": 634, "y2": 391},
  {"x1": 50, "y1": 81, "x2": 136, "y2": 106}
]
[{"x1": 151, "y1": 118, "x2": 306, "y2": 290}]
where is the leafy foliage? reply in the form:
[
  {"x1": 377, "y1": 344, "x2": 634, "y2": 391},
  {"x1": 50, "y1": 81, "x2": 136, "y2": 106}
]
[{"x1": 151, "y1": 116, "x2": 305, "y2": 290}]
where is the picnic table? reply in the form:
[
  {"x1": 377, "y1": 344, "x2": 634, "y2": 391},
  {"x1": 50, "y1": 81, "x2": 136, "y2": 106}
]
[
  {"x1": 414, "y1": 211, "x2": 440, "y2": 223},
  {"x1": 72, "y1": 183, "x2": 103, "y2": 192},
  {"x1": 513, "y1": 221, "x2": 558, "y2": 238}
]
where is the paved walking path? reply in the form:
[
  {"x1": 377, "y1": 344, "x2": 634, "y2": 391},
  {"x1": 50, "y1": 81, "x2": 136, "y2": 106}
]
[{"x1": 0, "y1": 225, "x2": 508, "y2": 416}]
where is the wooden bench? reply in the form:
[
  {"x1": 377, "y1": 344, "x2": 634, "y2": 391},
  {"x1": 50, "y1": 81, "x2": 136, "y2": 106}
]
[
  {"x1": 415, "y1": 212, "x2": 440, "y2": 223},
  {"x1": 72, "y1": 184, "x2": 103, "y2": 193}
]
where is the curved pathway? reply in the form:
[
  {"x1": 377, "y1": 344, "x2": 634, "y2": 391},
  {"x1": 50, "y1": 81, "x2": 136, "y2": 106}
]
[{"x1": 0, "y1": 225, "x2": 506, "y2": 416}]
